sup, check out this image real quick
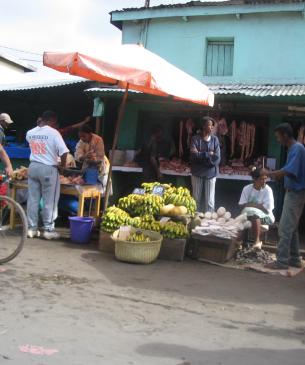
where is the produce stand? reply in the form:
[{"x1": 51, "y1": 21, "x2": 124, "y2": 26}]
[
  {"x1": 9, "y1": 181, "x2": 102, "y2": 228},
  {"x1": 190, "y1": 233, "x2": 240, "y2": 264}
]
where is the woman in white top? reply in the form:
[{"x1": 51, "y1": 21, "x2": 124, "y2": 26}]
[{"x1": 239, "y1": 167, "x2": 275, "y2": 249}]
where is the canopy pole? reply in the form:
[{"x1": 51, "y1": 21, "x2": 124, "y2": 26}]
[{"x1": 103, "y1": 83, "x2": 129, "y2": 213}]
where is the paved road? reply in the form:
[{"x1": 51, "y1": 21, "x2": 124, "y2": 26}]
[{"x1": 1, "y1": 237, "x2": 305, "y2": 365}]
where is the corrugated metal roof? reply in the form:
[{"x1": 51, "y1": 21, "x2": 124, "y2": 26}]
[
  {"x1": 112, "y1": 0, "x2": 305, "y2": 13},
  {"x1": 209, "y1": 84, "x2": 305, "y2": 96},
  {"x1": 0, "y1": 75, "x2": 88, "y2": 92},
  {"x1": 85, "y1": 85, "x2": 305, "y2": 98}
]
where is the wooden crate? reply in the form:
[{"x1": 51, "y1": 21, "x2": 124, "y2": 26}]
[
  {"x1": 159, "y1": 238, "x2": 187, "y2": 262},
  {"x1": 98, "y1": 231, "x2": 115, "y2": 254},
  {"x1": 190, "y1": 233, "x2": 239, "y2": 264}
]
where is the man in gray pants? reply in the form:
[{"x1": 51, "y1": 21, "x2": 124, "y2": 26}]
[
  {"x1": 26, "y1": 111, "x2": 68, "y2": 240},
  {"x1": 265, "y1": 123, "x2": 305, "y2": 269}
]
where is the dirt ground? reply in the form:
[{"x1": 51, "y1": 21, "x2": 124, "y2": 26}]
[{"x1": 1, "y1": 237, "x2": 305, "y2": 365}]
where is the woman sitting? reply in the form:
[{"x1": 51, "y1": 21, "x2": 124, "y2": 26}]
[{"x1": 239, "y1": 167, "x2": 275, "y2": 249}]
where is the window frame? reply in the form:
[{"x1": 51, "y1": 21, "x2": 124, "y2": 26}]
[{"x1": 204, "y1": 37, "x2": 234, "y2": 77}]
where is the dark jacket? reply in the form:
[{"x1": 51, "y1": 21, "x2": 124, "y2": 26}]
[{"x1": 190, "y1": 134, "x2": 221, "y2": 179}]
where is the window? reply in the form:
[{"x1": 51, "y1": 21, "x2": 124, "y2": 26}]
[{"x1": 205, "y1": 39, "x2": 234, "y2": 76}]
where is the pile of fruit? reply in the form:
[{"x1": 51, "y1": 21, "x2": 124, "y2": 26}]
[
  {"x1": 126, "y1": 231, "x2": 151, "y2": 243},
  {"x1": 118, "y1": 194, "x2": 164, "y2": 216},
  {"x1": 101, "y1": 182, "x2": 195, "y2": 239},
  {"x1": 101, "y1": 206, "x2": 131, "y2": 233},
  {"x1": 142, "y1": 183, "x2": 196, "y2": 216}
]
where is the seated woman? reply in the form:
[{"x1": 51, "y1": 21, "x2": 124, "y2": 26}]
[{"x1": 239, "y1": 167, "x2": 275, "y2": 249}]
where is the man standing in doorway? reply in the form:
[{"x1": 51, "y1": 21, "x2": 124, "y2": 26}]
[
  {"x1": 26, "y1": 111, "x2": 69, "y2": 240},
  {"x1": 190, "y1": 116, "x2": 220, "y2": 212},
  {"x1": 265, "y1": 123, "x2": 305, "y2": 269},
  {"x1": 0, "y1": 113, "x2": 14, "y2": 145}
]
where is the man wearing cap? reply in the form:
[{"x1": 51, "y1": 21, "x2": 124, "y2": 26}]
[{"x1": 0, "y1": 113, "x2": 14, "y2": 145}]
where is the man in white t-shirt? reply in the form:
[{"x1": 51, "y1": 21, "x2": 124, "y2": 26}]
[{"x1": 26, "y1": 111, "x2": 69, "y2": 240}]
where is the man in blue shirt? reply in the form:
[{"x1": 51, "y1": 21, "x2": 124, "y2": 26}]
[{"x1": 265, "y1": 123, "x2": 305, "y2": 269}]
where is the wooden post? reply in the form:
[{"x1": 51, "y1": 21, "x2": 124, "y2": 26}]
[
  {"x1": 103, "y1": 84, "x2": 129, "y2": 212},
  {"x1": 95, "y1": 117, "x2": 101, "y2": 135}
]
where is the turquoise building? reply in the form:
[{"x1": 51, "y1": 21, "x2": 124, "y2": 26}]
[{"x1": 89, "y1": 0, "x2": 305, "y2": 219}]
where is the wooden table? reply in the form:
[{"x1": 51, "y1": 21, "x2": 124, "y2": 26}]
[{"x1": 10, "y1": 181, "x2": 102, "y2": 228}]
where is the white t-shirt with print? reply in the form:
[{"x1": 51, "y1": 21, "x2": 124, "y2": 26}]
[
  {"x1": 239, "y1": 183, "x2": 275, "y2": 223},
  {"x1": 26, "y1": 126, "x2": 69, "y2": 166}
]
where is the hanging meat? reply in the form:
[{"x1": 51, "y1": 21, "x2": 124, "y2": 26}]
[
  {"x1": 239, "y1": 121, "x2": 247, "y2": 161},
  {"x1": 249, "y1": 124, "x2": 256, "y2": 157},
  {"x1": 178, "y1": 120, "x2": 184, "y2": 158},
  {"x1": 229, "y1": 120, "x2": 237, "y2": 157}
]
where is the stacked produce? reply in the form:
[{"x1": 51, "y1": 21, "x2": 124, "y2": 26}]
[
  {"x1": 102, "y1": 182, "x2": 194, "y2": 239},
  {"x1": 160, "y1": 221, "x2": 188, "y2": 239},
  {"x1": 101, "y1": 206, "x2": 131, "y2": 233},
  {"x1": 118, "y1": 194, "x2": 164, "y2": 216},
  {"x1": 192, "y1": 207, "x2": 251, "y2": 240},
  {"x1": 126, "y1": 231, "x2": 151, "y2": 243},
  {"x1": 163, "y1": 186, "x2": 196, "y2": 215},
  {"x1": 141, "y1": 183, "x2": 196, "y2": 216}
]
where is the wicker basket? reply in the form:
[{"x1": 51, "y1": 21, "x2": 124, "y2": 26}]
[{"x1": 111, "y1": 229, "x2": 163, "y2": 264}]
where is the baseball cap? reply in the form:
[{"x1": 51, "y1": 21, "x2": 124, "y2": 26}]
[{"x1": 0, "y1": 113, "x2": 13, "y2": 124}]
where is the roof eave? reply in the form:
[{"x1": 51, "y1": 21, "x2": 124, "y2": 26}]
[{"x1": 110, "y1": 2, "x2": 305, "y2": 26}]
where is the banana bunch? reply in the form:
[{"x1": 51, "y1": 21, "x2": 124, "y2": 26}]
[
  {"x1": 161, "y1": 221, "x2": 189, "y2": 239},
  {"x1": 164, "y1": 186, "x2": 196, "y2": 216},
  {"x1": 119, "y1": 193, "x2": 164, "y2": 216},
  {"x1": 118, "y1": 194, "x2": 142, "y2": 213},
  {"x1": 126, "y1": 231, "x2": 151, "y2": 243},
  {"x1": 142, "y1": 182, "x2": 172, "y2": 194},
  {"x1": 138, "y1": 214, "x2": 161, "y2": 232},
  {"x1": 101, "y1": 206, "x2": 131, "y2": 233}
]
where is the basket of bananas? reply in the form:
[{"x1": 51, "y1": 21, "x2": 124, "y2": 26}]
[{"x1": 111, "y1": 227, "x2": 163, "y2": 264}]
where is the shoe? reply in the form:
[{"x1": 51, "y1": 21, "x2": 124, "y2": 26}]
[
  {"x1": 289, "y1": 260, "x2": 304, "y2": 269},
  {"x1": 264, "y1": 261, "x2": 289, "y2": 270},
  {"x1": 43, "y1": 230, "x2": 60, "y2": 240},
  {"x1": 252, "y1": 241, "x2": 263, "y2": 250},
  {"x1": 27, "y1": 229, "x2": 41, "y2": 238}
]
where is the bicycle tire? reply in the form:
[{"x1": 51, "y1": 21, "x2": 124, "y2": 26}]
[{"x1": 0, "y1": 195, "x2": 27, "y2": 264}]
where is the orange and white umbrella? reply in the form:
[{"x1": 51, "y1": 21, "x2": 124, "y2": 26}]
[
  {"x1": 43, "y1": 44, "x2": 214, "y2": 209},
  {"x1": 43, "y1": 44, "x2": 214, "y2": 106}
]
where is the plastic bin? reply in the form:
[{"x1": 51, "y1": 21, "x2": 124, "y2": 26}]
[
  {"x1": 84, "y1": 168, "x2": 99, "y2": 184},
  {"x1": 69, "y1": 216, "x2": 94, "y2": 244}
]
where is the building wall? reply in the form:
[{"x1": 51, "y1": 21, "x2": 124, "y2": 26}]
[{"x1": 122, "y1": 12, "x2": 305, "y2": 84}]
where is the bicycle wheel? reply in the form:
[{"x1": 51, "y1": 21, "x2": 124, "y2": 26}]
[{"x1": 0, "y1": 195, "x2": 27, "y2": 264}]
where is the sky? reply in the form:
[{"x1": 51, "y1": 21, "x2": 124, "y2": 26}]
[{"x1": 0, "y1": 0, "x2": 193, "y2": 68}]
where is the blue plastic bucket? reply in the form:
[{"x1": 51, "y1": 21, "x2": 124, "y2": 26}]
[
  {"x1": 69, "y1": 216, "x2": 94, "y2": 244},
  {"x1": 84, "y1": 167, "x2": 99, "y2": 184}
]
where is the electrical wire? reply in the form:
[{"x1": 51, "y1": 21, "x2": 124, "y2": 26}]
[{"x1": 0, "y1": 44, "x2": 42, "y2": 56}]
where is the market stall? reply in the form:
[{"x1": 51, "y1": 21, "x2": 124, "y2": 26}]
[
  {"x1": 9, "y1": 167, "x2": 103, "y2": 228},
  {"x1": 98, "y1": 181, "x2": 259, "y2": 264}
]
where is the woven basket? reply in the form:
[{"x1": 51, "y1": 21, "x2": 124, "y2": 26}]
[{"x1": 111, "y1": 229, "x2": 162, "y2": 264}]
